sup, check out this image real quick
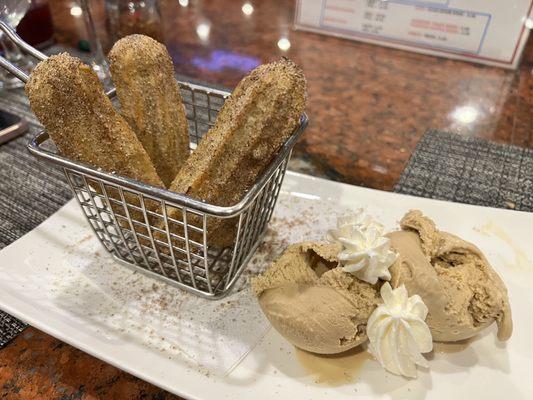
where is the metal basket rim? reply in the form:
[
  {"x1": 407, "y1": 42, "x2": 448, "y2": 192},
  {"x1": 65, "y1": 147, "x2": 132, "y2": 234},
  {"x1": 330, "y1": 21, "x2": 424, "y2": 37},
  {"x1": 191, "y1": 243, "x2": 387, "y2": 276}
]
[{"x1": 26, "y1": 81, "x2": 308, "y2": 217}]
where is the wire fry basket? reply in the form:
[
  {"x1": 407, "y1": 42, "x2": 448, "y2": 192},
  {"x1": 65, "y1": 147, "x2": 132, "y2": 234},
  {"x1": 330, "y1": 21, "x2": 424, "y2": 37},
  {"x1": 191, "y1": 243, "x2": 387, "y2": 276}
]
[
  {"x1": 27, "y1": 81, "x2": 308, "y2": 299},
  {"x1": 0, "y1": 21, "x2": 308, "y2": 298}
]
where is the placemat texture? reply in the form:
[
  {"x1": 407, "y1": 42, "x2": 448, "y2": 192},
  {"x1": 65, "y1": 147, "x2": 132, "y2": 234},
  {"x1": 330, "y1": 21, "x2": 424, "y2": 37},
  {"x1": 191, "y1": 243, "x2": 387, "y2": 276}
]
[
  {"x1": 0, "y1": 84, "x2": 71, "y2": 348},
  {"x1": 395, "y1": 129, "x2": 533, "y2": 212}
]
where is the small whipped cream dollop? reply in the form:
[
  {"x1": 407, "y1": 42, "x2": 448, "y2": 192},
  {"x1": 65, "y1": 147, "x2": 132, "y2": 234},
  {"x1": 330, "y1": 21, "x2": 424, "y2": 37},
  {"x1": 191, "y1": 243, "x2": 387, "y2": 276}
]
[
  {"x1": 367, "y1": 283, "x2": 433, "y2": 378},
  {"x1": 326, "y1": 210, "x2": 397, "y2": 284}
]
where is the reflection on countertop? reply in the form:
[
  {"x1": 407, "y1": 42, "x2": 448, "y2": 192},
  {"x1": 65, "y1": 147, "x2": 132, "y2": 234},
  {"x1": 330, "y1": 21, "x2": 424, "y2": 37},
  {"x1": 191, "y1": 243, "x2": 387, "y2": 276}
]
[{"x1": 49, "y1": 0, "x2": 533, "y2": 191}]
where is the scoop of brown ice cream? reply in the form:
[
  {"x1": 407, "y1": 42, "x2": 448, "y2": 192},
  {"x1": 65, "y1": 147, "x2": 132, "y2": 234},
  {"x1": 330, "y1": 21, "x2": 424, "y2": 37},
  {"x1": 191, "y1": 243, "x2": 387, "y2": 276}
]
[
  {"x1": 251, "y1": 242, "x2": 381, "y2": 354},
  {"x1": 387, "y1": 210, "x2": 513, "y2": 342}
]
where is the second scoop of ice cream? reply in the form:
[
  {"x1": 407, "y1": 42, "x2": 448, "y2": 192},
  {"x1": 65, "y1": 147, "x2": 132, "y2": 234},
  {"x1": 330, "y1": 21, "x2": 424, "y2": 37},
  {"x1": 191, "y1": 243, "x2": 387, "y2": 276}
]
[{"x1": 387, "y1": 210, "x2": 513, "y2": 342}]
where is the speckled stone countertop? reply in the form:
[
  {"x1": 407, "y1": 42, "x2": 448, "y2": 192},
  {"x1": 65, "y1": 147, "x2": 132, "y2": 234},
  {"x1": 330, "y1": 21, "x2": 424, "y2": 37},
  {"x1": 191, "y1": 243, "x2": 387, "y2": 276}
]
[{"x1": 1, "y1": 0, "x2": 532, "y2": 398}]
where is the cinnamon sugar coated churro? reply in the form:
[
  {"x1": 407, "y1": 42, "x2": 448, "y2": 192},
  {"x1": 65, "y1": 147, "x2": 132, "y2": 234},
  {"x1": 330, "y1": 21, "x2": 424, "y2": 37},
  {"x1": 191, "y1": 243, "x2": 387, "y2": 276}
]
[
  {"x1": 167, "y1": 57, "x2": 306, "y2": 246},
  {"x1": 109, "y1": 34, "x2": 190, "y2": 187},
  {"x1": 26, "y1": 52, "x2": 164, "y2": 188}
]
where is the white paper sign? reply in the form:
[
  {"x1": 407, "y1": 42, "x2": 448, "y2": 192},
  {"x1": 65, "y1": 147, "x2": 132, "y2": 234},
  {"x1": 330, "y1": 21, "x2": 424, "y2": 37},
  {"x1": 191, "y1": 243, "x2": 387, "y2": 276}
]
[{"x1": 295, "y1": 0, "x2": 533, "y2": 69}]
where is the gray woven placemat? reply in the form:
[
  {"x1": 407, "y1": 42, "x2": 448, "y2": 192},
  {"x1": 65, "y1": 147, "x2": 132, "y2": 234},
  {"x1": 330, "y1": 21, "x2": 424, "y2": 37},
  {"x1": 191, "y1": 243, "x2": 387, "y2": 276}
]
[
  {"x1": 395, "y1": 130, "x2": 533, "y2": 212},
  {"x1": 0, "y1": 87, "x2": 72, "y2": 348}
]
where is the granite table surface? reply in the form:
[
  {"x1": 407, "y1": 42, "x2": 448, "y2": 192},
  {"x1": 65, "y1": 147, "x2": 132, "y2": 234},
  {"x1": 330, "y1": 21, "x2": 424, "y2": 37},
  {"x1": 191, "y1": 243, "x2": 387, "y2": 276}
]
[{"x1": 1, "y1": 0, "x2": 532, "y2": 398}]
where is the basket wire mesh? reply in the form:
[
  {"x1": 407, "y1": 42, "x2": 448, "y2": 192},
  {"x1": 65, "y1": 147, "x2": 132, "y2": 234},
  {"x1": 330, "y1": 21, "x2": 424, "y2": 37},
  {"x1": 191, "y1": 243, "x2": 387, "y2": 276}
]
[{"x1": 28, "y1": 81, "x2": 307, "y2": 299}]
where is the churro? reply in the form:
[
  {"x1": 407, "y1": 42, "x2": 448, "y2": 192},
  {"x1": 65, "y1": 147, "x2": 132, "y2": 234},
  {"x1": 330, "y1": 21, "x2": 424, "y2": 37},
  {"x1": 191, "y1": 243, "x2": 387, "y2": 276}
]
[
  {"x1": 167, "y1": 57, "x2": 306, "y2": 246},
  {"x1": 26, "y1": 52, "x2": 164, "y2": 188},
  {"x1": 109, "y1": 34, "x2": 190, "y2": 187}
]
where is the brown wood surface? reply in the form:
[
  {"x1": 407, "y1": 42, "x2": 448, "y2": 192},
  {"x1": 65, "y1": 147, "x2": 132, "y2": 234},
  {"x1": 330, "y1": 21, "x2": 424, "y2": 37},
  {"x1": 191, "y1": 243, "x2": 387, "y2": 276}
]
[{"x1": 1, "y1": 0, "x2": 532, "y2": 398}]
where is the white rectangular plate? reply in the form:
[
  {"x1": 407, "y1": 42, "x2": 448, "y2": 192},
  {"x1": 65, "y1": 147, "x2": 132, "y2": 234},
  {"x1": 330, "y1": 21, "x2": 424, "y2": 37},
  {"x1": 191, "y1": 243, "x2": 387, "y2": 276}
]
[{"x1": 1, "y1": 171, "x2": 532, "y2": 399}]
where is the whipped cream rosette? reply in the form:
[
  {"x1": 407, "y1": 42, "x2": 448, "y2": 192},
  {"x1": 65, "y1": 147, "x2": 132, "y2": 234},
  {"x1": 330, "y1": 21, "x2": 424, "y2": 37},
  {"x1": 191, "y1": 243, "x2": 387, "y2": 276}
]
[
  {"x1": 367, "y1": 283, "x2": 433, "y2": 378},
  {"x1": 326, "y1": 209, "x2": 397, "y2": 284}
]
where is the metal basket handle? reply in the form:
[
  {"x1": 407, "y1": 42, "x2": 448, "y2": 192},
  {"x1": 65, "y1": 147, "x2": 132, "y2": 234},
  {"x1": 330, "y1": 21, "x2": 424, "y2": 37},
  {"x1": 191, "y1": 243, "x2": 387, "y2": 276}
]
[
  {"x1": 0, "y1": 21, "x2": 116, "y2": 97},
  {"x1": 0, "y1": 20, "x2": 47, "y2": 83}
]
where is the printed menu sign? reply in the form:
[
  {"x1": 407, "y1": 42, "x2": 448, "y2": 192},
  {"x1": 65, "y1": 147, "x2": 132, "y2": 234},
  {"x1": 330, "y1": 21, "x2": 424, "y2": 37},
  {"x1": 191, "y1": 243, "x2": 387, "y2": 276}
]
[{"x1": 295, "y1": 0, "x2": 533, "y2": 69}]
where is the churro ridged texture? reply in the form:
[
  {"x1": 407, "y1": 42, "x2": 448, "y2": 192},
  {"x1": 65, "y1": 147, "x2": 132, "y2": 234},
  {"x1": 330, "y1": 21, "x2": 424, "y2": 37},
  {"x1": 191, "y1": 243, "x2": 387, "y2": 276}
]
[
  {"x1": 109, "y1": 35, "x2": 190, "y2": 187},
  {"x1": 26, "y1": 52, "x2": 164, "y2": 188},
  {"x1": 167, "y1": 57, "x2": 306, "y2": 247}
]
